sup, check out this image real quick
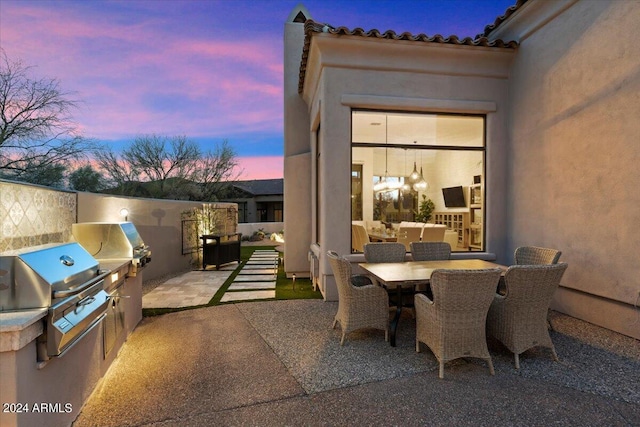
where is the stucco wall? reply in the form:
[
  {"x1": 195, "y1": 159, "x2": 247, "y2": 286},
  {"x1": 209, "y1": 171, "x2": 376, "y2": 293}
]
[
  {"x1": 284, "y1": 14, "x2": 313, "y2": 277},
  {"x1": 300, "y1": 36, "x2": 514, "y2": 300},
  {"x1": 77, "y1": 192, "x2": 237, "y2": 282},
  {"x1": 502, "y1": 0, "x2": 640, "y2": 338}
]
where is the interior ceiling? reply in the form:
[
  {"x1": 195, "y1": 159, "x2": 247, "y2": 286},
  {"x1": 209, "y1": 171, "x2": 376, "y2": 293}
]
[
  {"x1": 352, "y1": 111, "x2": 483, "y2": 147},
  {"x1": 351, "y1": 111, "x2": 484, "y2": 177}
]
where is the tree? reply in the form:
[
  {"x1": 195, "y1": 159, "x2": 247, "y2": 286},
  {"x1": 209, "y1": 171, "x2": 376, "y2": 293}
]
[
  {"x1": 95, "y1": 135, "x2": 240, "y2": 200},
  {"x1": 68, "y1": 165, "x2": 106, "y2": 192},
  {"x1": 17, "y1": 163, "x2": 66, "y2": 188},
  {"x1": 0, "y1": 50, "x2": 96, "y2": 183},
  {"x1": 123, "y1": 134, "x2": 200, "y2": 197},
  {"x1": 192, "y1": 139, "x2": 241, "y2": 201},
  {"x1": 93, "y1": 148, "x2": 140, "y2": 195}
]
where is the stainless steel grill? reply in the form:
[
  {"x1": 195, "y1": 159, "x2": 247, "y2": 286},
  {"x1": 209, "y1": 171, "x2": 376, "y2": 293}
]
[
  {"x1": 72, "y1": 222, "x2": 151, "y2": 277},
  {"x1": 0, "y1": 243, "x2": 110, "y2": 358}
]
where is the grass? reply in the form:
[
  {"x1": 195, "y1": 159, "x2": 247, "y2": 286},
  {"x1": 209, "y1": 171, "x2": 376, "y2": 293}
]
[{"x1": 142, "y1": 245, "x2": 321, "y2": 317}]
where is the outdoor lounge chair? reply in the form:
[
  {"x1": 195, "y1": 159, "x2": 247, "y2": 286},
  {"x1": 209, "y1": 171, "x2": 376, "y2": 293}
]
[
  {"x1": 327, "y1": 251, "x2": 389, "y2": 345},
  {"x1": 487, "y1": 263, "x2": 568, "y2": 369},
  {"x1": 415, "y1": 268, "x2": 503, "y2": 379}
]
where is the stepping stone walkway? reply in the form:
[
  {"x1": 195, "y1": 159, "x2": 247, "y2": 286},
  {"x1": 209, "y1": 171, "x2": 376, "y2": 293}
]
[
  {"x1": 142, "y1": 250, "x2": 280, "y2": 308},
  {"x1": 221, "y1": 250, "x2": 279, "y2": 303},
  {"x1": 142, "y1": 267, "x2": 236, "y2": 309}
]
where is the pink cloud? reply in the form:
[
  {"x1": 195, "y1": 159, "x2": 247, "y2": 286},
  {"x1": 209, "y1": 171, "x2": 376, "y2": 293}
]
[
  {"x1": 235, "y1": 156, "x2": 283, "y2": 180},
  {"x1": 0, "y1": 1, "x2": 284, "y2": 143}
]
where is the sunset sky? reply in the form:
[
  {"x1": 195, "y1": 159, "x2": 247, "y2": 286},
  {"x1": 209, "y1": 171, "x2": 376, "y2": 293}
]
[{"x1": 0, "y1": 0, "x2": 515, "y2": 180}]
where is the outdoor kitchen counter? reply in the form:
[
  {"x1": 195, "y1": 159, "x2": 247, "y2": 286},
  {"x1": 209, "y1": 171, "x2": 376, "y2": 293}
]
[
  {"x1": 0, "y1": 257, "x2": 143, "y2": 427},
  {"x1": 0, "y1": 259, "x2": 133, "y2": 353},
  {"x1": 0, "y1": 308, "x2": 47, "y2": 352}
]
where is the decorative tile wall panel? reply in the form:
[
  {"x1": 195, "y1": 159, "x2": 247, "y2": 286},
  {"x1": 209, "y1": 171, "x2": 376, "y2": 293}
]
[{"x1": 0, "y1": 181, "x2": 77, "y2": 252}]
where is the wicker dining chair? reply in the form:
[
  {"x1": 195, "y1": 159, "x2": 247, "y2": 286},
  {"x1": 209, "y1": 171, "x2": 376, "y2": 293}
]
[
  {"x1": 363, "y1": 242, "x2": 411, "y2": 308},
  {"x1": 513, "y1": 246, "x2": 562, "y2": 330},
  {"x1": 364, "y1": 242, "x2": 406, "y2": 263},
  {"x1": 487, "y1": 263, "x2": 568, "y2": 369},
  {"x1": 415, "y1": 268, "x2": 503, "y2": 379},
  {"x1": 410, "y1": 241, "x2": 451, "y2": 261},
  {"x1": 327, "y1": 251, "x2": 389, "y2": 345},
  {"x1": 514, "y1": 246, "x2": 562, "y2": 265},
  {"x1": 409, "y1": 241, "x2": 451, "y2": 296}
]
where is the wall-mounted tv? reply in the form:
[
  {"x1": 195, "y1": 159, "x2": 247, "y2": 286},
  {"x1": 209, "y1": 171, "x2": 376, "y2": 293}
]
[{"x1": 442, "y1": 186, "x2": 466, "y2": 208}]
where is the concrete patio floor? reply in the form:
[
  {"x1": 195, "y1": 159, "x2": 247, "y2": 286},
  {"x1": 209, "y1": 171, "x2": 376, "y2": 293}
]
[{"x1": 73, "y1": 300, "x2": 639, "y2": 426}]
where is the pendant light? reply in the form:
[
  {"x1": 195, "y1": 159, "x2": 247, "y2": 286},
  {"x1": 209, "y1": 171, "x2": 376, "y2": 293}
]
[
  {"x1": 413, "y1": 149, "x2": 428, "y2": 192},
  {"x1": 408, "y1": 141, "x2": 421, "y2": 183},
  {"x1": 374, "y1": 115, "x2": 397, "y2": 192}
]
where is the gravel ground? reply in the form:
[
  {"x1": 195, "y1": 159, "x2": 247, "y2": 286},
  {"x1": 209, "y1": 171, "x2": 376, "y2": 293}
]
[{"x1": 74, "y1": 300, "x2": 640, "y2": 427}]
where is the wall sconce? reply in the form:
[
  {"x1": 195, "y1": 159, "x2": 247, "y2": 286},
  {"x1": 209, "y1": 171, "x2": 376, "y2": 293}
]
[{"x1": 119, "y1": 208, "x2": 129, "y2": 221}]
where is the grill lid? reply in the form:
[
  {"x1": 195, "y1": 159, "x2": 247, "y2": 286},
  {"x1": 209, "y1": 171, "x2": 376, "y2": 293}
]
[
  {"x1": 72, "y1": 222, "x2": 148, "y2": 259},
  {"x1": 0, "y1": 242, "x2": 101, "y2": 311},
  {"x1": 18, "y1": 242, "x2": 99, "y2": 291}
]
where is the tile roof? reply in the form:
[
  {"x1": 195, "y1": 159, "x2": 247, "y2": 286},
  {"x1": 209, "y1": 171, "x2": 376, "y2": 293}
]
[
  {"x1": 297, "y1": 3, "x2": 524, "y2": 94},
  {"x1": 232, "y1": 178, "x2": 283, "y2": 196},
  {"x1": 477, "y1": 0, "x2": 529, "y2": 38}
]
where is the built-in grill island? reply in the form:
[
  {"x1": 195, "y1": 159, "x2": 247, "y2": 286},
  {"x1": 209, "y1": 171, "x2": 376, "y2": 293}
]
[
  {"x1": 0, "y1": 242, "x2": 111, "y2": 360},
  {"x1": 0, "y1": 223, "x2": 148, "y2": 427},
  {"x1": 71, "y1": 222, "x2": 151, "y2": 356},
  {"x1": 72, "y1": 222, "x2": 152, "y2": 277}
]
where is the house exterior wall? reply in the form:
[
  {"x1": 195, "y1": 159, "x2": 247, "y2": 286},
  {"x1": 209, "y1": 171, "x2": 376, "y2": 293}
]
[
  {"x1": 298, "y1": 35, "x2": 514, "y2": 300},
  {"x1": 492, "y1": 0, "x2": 640, "y2": 339},
  {"x1": 284, "y1": 12, "x2": 312, "y2": 277}
]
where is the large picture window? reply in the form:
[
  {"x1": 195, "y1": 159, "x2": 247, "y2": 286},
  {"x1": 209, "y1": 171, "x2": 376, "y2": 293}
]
[{"x1": 351, "y1": 110, "x2": 485, "y2": 253}]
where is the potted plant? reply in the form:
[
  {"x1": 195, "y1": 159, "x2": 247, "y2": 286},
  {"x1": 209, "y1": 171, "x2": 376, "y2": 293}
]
[{"x1": 415, "y1": 195, "x2": 435, "y2": 223}]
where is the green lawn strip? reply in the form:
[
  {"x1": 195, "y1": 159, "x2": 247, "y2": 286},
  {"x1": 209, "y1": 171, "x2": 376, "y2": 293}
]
[{"x1": 276, "y1": 266, "x2": 322, "y2": 300}]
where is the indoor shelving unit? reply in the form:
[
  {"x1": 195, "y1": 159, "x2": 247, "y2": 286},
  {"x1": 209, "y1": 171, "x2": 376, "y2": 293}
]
[
  {"x1": 468, "y1": 182, "x2": 483, "y2": 250},
  {"x1": 433, "y1": 211, "x2": 469, "y2": 249}
]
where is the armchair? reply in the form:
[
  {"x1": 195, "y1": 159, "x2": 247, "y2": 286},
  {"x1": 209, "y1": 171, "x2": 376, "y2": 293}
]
[
  {"x1": 487, "y1": 263, "x2": 568, "y2": 369},
  {"x1": 327, "y1": 251, "x2": 389, "y2": 345},
  {"x1": 415, "y1": 268, "x2": 503, "y2": 378}
]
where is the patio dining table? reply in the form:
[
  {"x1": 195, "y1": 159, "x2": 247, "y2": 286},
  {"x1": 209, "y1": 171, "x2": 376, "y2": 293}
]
[{"x1": 359, "y1": 259, "x2": 507, "y2": 346}]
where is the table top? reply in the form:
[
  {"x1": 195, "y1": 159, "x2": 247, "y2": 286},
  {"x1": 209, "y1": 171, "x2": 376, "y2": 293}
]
[
  {"x1": 367, "y1": 232, "x2": 397, "y2": 242},
  {"x1": 359, "y1": 259, "x2": 506, "y2": 284}
]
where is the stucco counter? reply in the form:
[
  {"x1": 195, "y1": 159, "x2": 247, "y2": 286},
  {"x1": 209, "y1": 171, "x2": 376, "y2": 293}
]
[{"x1": 0, "y1": 259, "x2": 142, "y2": 427}]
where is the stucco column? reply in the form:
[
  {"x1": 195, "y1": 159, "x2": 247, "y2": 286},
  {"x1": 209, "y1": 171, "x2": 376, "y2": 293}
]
[{"x1": 283, "y1": 6, "x2": 312, "y2": 277}]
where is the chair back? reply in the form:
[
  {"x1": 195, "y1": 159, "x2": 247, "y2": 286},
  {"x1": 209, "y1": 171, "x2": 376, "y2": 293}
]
[
  {"x1": 514, "y1": 246, "x2": 561, "y2": 265},
  {"x1": 326, "y1": 251, "x2": 354, "y2": 300},
  {"x1": 410, "y1": 241, "x2": 451, "y2": 261},
  {"x1": 430, "y1": 268, "x2": 503, "y2": 315},
  {"x1": 351, "y1": 224, "x2": 370, "y2": 253},
  {"x1": 397, "y1": 226, "x2": 422, "y2": 250},
  {"x1": 420, "y1": 224, "x2": 446, "y2": 242},
  {"x1": 364, "y1": 242, "x2": 406, "y2": 263},
  {"x1": 502, "y1": 263, "x2": 568, "y2": 307}
]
